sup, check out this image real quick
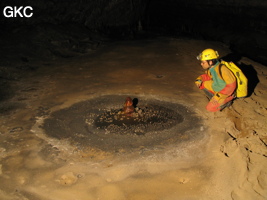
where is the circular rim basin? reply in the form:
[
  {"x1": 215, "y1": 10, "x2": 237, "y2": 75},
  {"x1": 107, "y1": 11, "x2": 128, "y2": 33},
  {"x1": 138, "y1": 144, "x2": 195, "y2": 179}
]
[{"x1": 43, "y1": 95, "x2": 204, "y2": 151}]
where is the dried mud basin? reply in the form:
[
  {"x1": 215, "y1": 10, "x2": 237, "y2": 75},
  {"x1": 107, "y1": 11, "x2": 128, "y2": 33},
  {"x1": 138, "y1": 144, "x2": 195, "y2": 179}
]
[{"x1": 36, "y1": 95, "x2": 205, "y2": 153}]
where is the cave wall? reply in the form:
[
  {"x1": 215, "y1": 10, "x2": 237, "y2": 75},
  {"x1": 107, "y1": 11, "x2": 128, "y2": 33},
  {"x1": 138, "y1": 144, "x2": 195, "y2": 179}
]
[
  {"x1": 1, "y1": 0, "x2": 266, "y2": 40},
  {"x1": 145, "y1": 0, "x2": 267, "y2": 64},
  {"x1": 146, "y1": 0, "x2": 267, "y2": 35},
  {"x1": 0, "y1": 0, "x2": 267, "y2": 64},
  {"x1": 0, "y1": 0, "x2": 150, "y2": 62},
  {"x1": 0, "y1": 0, "x2": 149, "y2": 37}
]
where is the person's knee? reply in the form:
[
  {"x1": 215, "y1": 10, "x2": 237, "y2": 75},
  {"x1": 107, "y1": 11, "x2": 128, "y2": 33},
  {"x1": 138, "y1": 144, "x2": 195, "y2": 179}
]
[{"x1": 206, "y1": 102, "x2": 220, "y2": 112}]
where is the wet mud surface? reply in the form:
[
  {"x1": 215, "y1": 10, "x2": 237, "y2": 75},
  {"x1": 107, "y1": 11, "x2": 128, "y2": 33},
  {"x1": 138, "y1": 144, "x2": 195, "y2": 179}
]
[
  {"x1": 0, "y1": 37, "x2": 266, "y2": 200},
  {"x1": 42, "y1": 95, "x2": 204, "y2": 152}
]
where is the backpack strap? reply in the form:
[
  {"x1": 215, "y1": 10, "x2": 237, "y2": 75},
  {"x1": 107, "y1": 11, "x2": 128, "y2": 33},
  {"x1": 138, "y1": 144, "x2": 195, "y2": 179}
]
[{"x1": 218, "y1": 63, "x2": 224, "y2": 80}]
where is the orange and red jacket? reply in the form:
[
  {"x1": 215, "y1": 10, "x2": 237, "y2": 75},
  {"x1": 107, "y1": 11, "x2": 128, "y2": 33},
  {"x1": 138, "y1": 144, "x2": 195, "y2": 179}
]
[{"x1": 196, "y1": 62, "x2": 237, "y2": 99}]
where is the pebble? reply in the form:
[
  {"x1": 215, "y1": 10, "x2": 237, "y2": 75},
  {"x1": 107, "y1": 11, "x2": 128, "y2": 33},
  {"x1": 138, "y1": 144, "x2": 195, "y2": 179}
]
[{"x1": 9, "y1": 127, "x2": 23, "y2": 133}]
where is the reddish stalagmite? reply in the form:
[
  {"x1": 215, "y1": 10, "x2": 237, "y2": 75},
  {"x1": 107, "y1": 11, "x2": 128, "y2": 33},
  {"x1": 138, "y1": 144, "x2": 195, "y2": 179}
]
[{"x1": 123, "y1": 97, "x2": 135, "y2": 116}]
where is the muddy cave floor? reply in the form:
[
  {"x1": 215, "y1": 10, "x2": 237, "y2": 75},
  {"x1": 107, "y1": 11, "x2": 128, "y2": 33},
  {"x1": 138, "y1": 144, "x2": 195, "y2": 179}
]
[{"x1": 0, "y1": 37, "x2": 267, "y2": 200}]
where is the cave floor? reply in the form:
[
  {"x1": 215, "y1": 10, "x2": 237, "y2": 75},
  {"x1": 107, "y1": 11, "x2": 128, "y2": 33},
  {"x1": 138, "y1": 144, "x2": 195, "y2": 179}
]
[{"x1": 0, "y1": 37, "x2": 267, "y2": 200}]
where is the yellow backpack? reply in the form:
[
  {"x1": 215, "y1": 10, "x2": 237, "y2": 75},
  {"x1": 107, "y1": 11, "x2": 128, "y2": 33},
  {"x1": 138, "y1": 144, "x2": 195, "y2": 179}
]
[{"x1": 220, "y1": 60, "x2": 248, "y2": 98}]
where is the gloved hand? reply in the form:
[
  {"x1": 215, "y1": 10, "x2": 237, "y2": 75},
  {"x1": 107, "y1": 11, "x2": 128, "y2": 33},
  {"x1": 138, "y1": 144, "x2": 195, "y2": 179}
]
[{"x1": 195, "y1": 80, "x2": 202, "y2": 88}]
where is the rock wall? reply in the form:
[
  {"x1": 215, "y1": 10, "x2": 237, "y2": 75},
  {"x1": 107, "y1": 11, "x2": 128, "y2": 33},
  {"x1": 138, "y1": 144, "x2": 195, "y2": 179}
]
[
  {"x1": 0, "y1": 0, "x2": 267, "y2": 64},
  {"x1": 0, "y1": 0, "x2": 150, "y2": 63},
  {"x1": 0, "y1": 0, "x2": 149, "y2": 37},
  {"x1": 145, "y1": 0, "x2": 267, "y2": 65}
]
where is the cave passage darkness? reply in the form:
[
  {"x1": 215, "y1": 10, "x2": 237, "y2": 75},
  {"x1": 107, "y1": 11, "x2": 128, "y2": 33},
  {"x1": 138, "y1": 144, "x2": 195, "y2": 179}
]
[{"x1": 0, "y1": 0, "x2": 267, "y2": 65}]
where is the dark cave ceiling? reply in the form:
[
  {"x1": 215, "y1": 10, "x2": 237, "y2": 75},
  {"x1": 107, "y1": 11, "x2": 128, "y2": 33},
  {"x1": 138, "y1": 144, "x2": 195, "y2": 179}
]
[{"x1": 0, "y1": 0, "x2": 267, "y2": 64}]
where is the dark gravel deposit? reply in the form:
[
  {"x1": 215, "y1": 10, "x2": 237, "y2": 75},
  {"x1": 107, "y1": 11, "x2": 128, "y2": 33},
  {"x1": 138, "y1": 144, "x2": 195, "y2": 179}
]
[{"x1": 43, "y1": 95, "x2": 204, "y2": 151}]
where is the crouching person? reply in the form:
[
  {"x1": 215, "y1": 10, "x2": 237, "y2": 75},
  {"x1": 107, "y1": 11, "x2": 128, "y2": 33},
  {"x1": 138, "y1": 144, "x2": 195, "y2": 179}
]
[{"x1": 195, "y1": 49, "x2": 237, "y2": 112}]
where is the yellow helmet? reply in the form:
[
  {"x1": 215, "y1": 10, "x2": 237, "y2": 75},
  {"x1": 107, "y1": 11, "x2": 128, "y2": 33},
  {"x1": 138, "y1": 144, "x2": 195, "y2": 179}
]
[{"x1": 197, "y1": 49, "x2": 219, "y2": 61}]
